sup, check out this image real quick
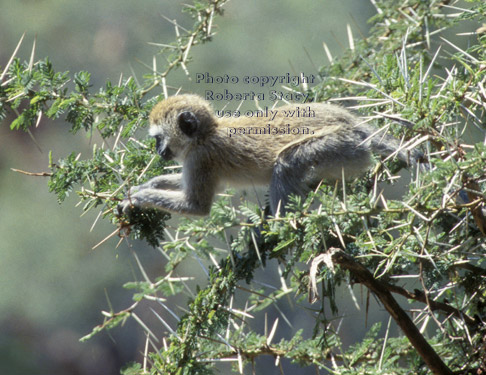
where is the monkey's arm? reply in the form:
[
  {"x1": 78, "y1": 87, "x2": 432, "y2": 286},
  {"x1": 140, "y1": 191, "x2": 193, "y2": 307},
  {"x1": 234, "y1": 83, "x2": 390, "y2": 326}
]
[
  {"x1": 119, "y1": 189, "x2": 211, "y2": 216},
  {"x1": 130, "y1": 173, "x2": 182, "y2": 194},
  {"x1": 119, "y1": 167, "x2": 217, "y2": 216}
]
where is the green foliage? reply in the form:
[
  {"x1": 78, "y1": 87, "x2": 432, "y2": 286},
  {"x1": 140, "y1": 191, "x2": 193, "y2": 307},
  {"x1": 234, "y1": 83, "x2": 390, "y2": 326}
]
[
  {"x1": 2, "y1": 0, "x2": 486, "y2": 374},
  {"x1": 120, "y1": 363, "x2": 143, "y2": 375}
]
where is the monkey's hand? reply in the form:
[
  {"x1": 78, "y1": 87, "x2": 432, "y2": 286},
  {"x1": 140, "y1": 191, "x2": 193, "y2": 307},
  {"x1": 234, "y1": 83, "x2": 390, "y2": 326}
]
[
  {"x1": 117, "y1": 174, "x2": 188, "y2": 217},
  {"x1": 117, "y1": 177, "x2": 174, "y2": 216},
  {"x1": 117, "y1": 195, "x2": 142, "y2": 217},
  {"x1": 117, "y1": 187, "x2": 212, "y2": 216}
]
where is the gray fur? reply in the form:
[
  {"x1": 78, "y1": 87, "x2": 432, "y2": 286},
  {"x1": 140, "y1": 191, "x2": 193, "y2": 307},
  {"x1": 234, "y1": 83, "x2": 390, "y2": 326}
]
[{"x1": 118, "y1": 94, "x2": 421, "y2": 217}]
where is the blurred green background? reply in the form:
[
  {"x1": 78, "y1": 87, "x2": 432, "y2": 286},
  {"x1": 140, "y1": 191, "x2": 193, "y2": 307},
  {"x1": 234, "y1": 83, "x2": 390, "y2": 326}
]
[{"x1": 0, "y1": 1, "x2": 376, "y2": 374}]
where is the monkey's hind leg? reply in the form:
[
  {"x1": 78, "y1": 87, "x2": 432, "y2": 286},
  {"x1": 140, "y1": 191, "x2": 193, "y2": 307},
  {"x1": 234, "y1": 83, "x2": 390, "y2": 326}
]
[
  {"x1": 269, "y1": 137, "x2": 371, "y2": 216},
  {"x1": 269, "y1": 146, "x2": 313, "y2": 216},
  {"x1": 269, "y1": 163, "x2": 307, "y2": 216}
]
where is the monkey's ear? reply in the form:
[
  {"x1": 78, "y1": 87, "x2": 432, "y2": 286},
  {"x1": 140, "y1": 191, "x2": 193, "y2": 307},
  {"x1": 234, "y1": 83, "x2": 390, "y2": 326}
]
[{"x1": 178, "y1": 111, "x2": 199, "y2": 137}]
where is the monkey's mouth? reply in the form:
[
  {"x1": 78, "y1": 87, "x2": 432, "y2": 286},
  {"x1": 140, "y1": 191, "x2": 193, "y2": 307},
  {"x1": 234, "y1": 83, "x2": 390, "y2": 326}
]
[{"x1": 158, "y1": 147, "x2": 174, "y2": 161}]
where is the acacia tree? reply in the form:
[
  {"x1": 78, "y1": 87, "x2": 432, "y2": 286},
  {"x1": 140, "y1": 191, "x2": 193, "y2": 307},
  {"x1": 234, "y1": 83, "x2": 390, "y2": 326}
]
[{"x1": 1, "y1": 1, "x2": 486, "y2": 374}]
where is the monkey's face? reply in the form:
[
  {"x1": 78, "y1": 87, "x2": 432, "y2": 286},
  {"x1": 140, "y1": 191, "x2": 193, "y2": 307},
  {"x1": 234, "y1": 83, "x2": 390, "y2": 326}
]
[
  {"x1": 149, "y1": 111, "x2": 202, "y2": 163},
  {"x1": 149, "y1": 95, "x2": 218, "y2": 163},
  {"x1": 152, "y1": 132, "x2": 174, "y2": 161}
]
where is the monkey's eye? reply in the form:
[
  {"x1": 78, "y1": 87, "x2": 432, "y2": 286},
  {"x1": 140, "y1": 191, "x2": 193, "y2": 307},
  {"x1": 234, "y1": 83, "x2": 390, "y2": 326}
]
[{"x1": 178, "y1": 111, "x2": 199, "y2": 137}]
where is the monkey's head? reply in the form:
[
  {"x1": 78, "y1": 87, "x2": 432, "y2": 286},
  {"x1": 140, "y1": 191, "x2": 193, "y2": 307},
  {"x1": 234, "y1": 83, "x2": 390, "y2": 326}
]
[{"x1": 148, "y1": 95, "x2": 217, "y2": 163}]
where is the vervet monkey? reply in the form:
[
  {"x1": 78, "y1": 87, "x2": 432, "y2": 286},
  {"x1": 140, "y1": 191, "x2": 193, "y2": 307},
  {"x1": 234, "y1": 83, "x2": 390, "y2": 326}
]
[{"x1": 118, "y1": 94, "x2": 422, "y2": 217}]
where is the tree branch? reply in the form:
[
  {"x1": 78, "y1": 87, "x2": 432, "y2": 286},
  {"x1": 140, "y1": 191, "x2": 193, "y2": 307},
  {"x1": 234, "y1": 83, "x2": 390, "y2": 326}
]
[
  {"x1": 325, "y1": 248, "x2": 453, "y2": 375},
  {"x1": 11, "y1": 168, "x2": 52, "y2": 177},
  {"x1": 385, "y1": 283, "x2": 476, "y2": 327}
]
